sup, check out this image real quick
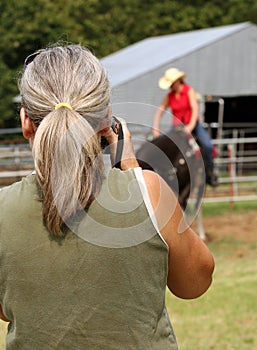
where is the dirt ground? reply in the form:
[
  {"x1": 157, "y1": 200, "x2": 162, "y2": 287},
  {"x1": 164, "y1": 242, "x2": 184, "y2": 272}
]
[{"x1": 196, "y1": 210, "x2": 257, "y2": 243}]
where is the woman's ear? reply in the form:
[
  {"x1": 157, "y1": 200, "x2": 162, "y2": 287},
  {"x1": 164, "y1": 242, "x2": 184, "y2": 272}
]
[{"x1": 20, "y1": 107, "x2": 36, "y2": 139}]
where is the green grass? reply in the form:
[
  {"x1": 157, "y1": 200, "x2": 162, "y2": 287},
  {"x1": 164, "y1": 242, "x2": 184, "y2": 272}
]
[
  {"x1": 166, "y1": 238, "x2": 257, "y2": 350},
  {"x1": 201, "y1": 200, "x2": 257, "y2": 217}
]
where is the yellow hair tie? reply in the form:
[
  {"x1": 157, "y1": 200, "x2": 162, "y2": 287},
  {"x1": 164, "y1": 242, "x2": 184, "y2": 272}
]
[{"x1": 55, "y1": 102, "x2": 73, "y2": 110}]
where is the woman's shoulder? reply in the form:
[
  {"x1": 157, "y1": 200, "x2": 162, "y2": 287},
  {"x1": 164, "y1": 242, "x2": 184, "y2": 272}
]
[
  {"x1": 107, "y1": 167, "x2": 137, "y2": 183},
  {"x1": 182, "y1": 83, "x2": 192, "y2": 93},
  {"x1": 0, "y1": 173, "x2": 38, "y2": 209},
  {"x1": 101, "y1": 167, "x2": 142, "y2": 199}
]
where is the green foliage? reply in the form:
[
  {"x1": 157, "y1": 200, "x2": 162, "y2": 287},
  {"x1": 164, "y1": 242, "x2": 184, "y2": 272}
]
[{"x1": 0, "y1": 0, "x2": 257, "y2": 127}]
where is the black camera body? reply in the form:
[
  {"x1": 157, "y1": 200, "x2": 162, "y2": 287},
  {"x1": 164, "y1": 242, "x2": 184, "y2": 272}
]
[{"x1": 101, "y1": 116, "x2": 124, "y2": 169}]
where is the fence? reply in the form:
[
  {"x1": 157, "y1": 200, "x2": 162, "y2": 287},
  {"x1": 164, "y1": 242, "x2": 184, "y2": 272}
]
[
  {"x1": 0, "y1": 141, "x2": 33, "y2": 181},
  {"x1": 203, "y1": 134, "x2": 257, "y2": 204},
  {"x1": 1, "y1": 128, "x2": 257, "y2": 205}
]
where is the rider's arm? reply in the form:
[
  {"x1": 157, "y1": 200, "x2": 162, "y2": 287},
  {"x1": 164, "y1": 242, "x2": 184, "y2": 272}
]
[
  {"x1": 142, "y1": 170, "x2": 214, "y2": 299},
  {"x1": 152, "y1": 95, "x2": 169, "y2": 138},
  {"x1": 186, "y1": 87, "x2": 199, "y2": 133}
]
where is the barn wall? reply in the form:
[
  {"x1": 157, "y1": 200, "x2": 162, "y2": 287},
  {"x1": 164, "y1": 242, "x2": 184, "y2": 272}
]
[{"x1": 167, "y1": 25, "x2": 257, "y2": 96}]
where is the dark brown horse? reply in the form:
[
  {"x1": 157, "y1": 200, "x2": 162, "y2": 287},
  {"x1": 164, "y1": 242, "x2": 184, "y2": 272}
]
[{"x1": 136, "y1": 126, "x2": 206, "y2": 214}]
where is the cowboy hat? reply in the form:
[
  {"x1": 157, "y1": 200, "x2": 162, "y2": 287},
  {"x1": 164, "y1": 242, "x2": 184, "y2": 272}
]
[{"x1": 158, "y1": 68, "x2": 186, "y2": 90}]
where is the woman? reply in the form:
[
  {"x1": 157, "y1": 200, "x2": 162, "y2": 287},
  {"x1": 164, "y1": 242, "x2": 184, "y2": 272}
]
[
  {"x1": 0, "y1": 45, "x2": 214, "y2": 349},
  {"x1": 153, "y1": 67, "x2": 218, "y2": 187}
]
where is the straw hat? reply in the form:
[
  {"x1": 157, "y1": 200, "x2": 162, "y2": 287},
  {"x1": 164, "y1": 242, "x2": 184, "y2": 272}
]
[{"x1": 158, "y1": 68, "x2": 186, "y2": 90}]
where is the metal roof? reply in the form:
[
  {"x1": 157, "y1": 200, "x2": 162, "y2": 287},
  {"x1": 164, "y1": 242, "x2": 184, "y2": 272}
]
[
  {"x1": 101, "y1": 22, "x2": 252, "y2": 88},
  {"x1": 14, "y1": 22, "x2": 257, "y2": 105}
]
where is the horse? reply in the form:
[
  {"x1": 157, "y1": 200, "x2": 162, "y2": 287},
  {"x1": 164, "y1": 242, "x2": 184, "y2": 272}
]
[{"x1": 136, "y1": 126, "x2": 206, "y2": 238}]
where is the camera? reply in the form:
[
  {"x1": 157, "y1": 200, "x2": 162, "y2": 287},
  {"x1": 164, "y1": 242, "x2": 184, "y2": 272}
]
[
  {"x1": 100, "y1": 116, "x2": 124, "y2": 169},
  {"x1": 100, "y1": 116, "x2": 121, "y2": 150}
]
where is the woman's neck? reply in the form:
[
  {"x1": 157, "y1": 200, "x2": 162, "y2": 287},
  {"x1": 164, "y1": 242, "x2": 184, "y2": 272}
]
[
  {"x1": 172, "y1": 81, "x2": 183, "y2": 94},
  {"x1": 173, "y1": 84, "x2": 183, "y2": 95}
]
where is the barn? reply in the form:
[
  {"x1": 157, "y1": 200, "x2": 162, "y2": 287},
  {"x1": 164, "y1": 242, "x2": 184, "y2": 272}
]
[{"x1": 101, "y1": 21, "x2": 257, "y2": 138}]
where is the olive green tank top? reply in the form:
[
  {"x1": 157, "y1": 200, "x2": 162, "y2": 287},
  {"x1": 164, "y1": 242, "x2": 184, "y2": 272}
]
[{"x1": 0, "y1": 168, "x2": 178, "y2": 349}]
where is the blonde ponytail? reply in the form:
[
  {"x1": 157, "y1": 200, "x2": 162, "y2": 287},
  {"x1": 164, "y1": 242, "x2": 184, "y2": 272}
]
[{"x1": 18, "y1": 45, "x2": 110, "y2": 236}]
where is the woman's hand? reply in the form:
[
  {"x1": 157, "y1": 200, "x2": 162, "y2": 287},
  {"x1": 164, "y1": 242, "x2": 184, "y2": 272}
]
[{"x1": 101, "y1": 117, "x2": 139, "y2": 170}]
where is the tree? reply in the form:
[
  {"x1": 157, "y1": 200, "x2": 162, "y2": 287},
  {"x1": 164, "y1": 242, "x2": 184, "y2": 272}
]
[{"x1": 0, "y1": 0, "x2": 256, "y2": 128}]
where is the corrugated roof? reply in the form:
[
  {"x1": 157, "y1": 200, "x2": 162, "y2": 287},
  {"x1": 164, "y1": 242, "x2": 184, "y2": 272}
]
[{"x1": 101, "y1": 22, "x2": 251, "y2": 87}]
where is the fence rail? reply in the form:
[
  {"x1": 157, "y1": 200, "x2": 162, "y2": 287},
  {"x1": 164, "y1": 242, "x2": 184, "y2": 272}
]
[
  {"x1": 0, "y1": 138, "x2": 33, "y2": 180},
  {"x1": 204, "y1": 136, "x2": 257, "y2": 203},
  {"x1": 0, "y1": 170, "x2": 33, "y2": 178},
  {"x1": 1, "y1": 130, "x2": 257, "y2": 204}
]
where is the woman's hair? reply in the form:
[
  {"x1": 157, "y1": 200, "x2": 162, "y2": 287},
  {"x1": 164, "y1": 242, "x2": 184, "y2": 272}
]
[{"x1": 18, "y1": 44, "x2": 110, "y2": 236}]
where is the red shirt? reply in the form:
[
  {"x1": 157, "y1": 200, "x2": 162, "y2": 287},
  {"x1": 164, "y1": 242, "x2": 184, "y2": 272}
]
[{"x1": 168, "y1": 83, "x2": 197, "y2": 125}]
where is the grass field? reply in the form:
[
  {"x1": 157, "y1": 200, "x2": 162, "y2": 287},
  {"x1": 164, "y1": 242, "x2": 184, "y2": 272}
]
[
  {"x1": 0, "y1": 202, "x2": 256, "y2": 349},
  {"x1": 166, "y1": 236, "x2": 257, "y2": 349}
]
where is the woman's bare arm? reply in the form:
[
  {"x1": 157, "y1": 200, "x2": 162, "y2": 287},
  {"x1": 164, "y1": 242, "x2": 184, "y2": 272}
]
[
  {"x1": 152, "y1": 95, "x2": 169, "y2": 138},
  {"x1": 142, "y1": 170, "x2": 214, "y2": 299}
]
